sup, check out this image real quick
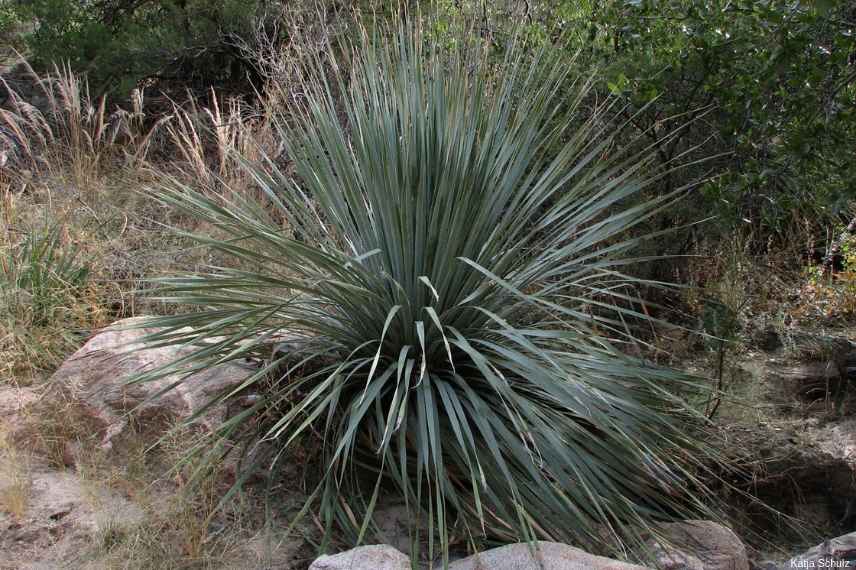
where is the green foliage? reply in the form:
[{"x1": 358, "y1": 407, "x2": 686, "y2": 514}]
[
  {"x1": 15, "y1": 0, "x2": 274, "y2": 95},
  {"x1": 527, "y1": 0, "x2": 856, "y2": 245},
  {"x1": 1, "y1": 226, "x2": 90, "y2": 326},
  {"x1": 0, "y1": 224, "x2": 93, "y2": 375},
  {"x1": 134, "y1": 27, "x2": 726, "y2": 563},
  {"x1": 0, "y1": 1, "x2": 20, "y2": 43}
]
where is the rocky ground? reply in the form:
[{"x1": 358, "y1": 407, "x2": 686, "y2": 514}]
[
  {"x1": 2, "y1": 318, "x2": 856, "y2": 569},
  {"x1": 0, "y1": 319, "x2": 307, "y2": 569}
]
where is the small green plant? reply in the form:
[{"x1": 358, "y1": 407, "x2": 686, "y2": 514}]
[
  {"x1": 0, "y1": 2, "x2": 19, "y2": 44},
  {"x1": 0, "y1": 224, "x2": 93, "y2": 376},
  {"x1": 792, "y1": 220, "x2": 856, "y2": 323},
  {"x1": 2, "y1": 228, "x2": 90, "y2": 322},
  {"x1": 135, "y1": 25, "x2": 728, "y2": 564}
]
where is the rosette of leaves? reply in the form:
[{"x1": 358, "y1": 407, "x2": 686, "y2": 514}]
[{"x1": 135, "y1": 25, "x2": 725, "y2": 565}]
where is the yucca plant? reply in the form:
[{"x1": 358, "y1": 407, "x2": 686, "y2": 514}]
[{"x1": 134, "y1": 25, "x2": 727, "y2": 564}]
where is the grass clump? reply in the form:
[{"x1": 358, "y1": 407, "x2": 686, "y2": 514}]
[
  {"x1": 131, "y1": 25, "x2": 728, "y2": 564},
  {"x1": 0, "y1": 423, "x2": 32, "y2": 519},
  {"x1": 0, "y1": 218, "x2": 104, "y2": 379}
]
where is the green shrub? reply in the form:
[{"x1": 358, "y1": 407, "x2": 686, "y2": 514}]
[
  {"x1": 561, "y1": 0, "x2": 856, "y2": 246},
  {"x1": 454, "y1": 0, "x2": 855, "y2": 252},
  {"x1": 0, "y1": 2, "x2": 20, "y2": 44},
  {"x1": 15, "y1": 0, "x2": 277, "y2": 95},
  {"x1": 134, "y1": 27, "x2": 725, "y2": 563}
]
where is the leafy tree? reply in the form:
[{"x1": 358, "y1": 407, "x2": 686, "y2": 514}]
[
  {"x1": 574, "y1": 0, "x2": 856, "y2": 245},
  {"x1": 471, "y1": 0, "x2": 855, "y2": 250},
  {"x1": 15, "y1": 0, "x2": 276, "y2": 95}
]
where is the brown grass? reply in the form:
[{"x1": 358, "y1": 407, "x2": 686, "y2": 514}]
[
  {"x1": 0, "y1": 60, "x2": 282, "y2": 381},
  {"x1": 0, "y1": 421, "x2": 32, "y2": 519},
  {"x1": 0, "y1": 52, "x2": 319, "y2": 568},
  {"x1": 0, "y1": 60, "x2": 169, "y2": 189}
]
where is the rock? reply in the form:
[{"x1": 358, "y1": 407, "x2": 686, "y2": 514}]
[
  {"x1": 444, "y1": 542, "x2": 650, "y2": 570},
  {"x1": 48, "y1": 317, "x2": 254, "y2": 450},
  {"x1": 788, "y1": 530, "x2": 856, "y2": 567},
  {"x1": 814, "y1": 417, "x2": 856, "y2": 465},
  {"x1": 768, "y1": 361, "x2": 842, "y2": 401},
  {"x1": 309, "y1": 545, "x2": 411, "y2": 570},
  {"x1": 373, "y1": 504, "x2": 413, "y2": 555},
  {"x1": 650, "y1": 543, "x2": 705, "y2": 570},
  {"x1": 26, "y1": 471, "x2": 144, "y2": 532},
  {"x1": 0, "y1": 385, "x2": 40, "y2": 414},
  {"x1": 654, "y1": 521, "x2": 749, "y2": 570},
  {"x1": 0, "y1": 386, "x2": 40, "y2": 438}
]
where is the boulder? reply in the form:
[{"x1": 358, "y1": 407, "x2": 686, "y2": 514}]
[
  {"x1": 654, "y1": 521, "x2": 749, "y2": 570},
  {"x1": 309, "y1": 545, "x2": 411, "y2": 570},
  {"x1": 787, "y1": 531, "x2": 856, "y2": 567},
  {"x1": 0, "y1": 385, "x2": 40, "y2": 438},
  {"x1": 23, "y1": 470, "x2": 144, "y2": 532},
  {"x1": 48, "y1": 317, "x2": 255, "y2": 450},
  {"x1": 649, "y1": 543, "x2": 704, "y2": 570},
  {"x1": 444, "y1": 542, "x2": 650, "y2": 570}
]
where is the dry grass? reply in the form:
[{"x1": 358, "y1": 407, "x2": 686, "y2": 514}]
[
  {"x1": 0, "y1": 421, "x2": 32, "y2": 519},
  {"x1": 0, "y1": 185, "x2": 115, "y2": 381},
  {"x1": 791, "y1": 231, "x2": 856, "y2": 325},
  {"x1": 73, "y1": 420, "x2": 295, "y2": 569},
  {"x1": 0, "y1": 60, "x2": 167, "y2": 189},
  {"x1": 168, "y1": 90, "x2": 276, "y2": 189},
  {"x1": 0, "y1": 53, "x2": 321, "y2": 568},
  {"x1": 5, "y1": 393, "x2": 293, "y2": 568},
  {"x1": 15, "y1": 390, "x2": 105, "y2": 468},
  {"x1": 0, "y1": 60, "x2": 280, "y2": 380}
]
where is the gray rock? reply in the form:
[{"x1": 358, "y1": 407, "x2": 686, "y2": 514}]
[
  {"x1": 654, "y1": 521, "x2": 749, "y2": 570},
  {"x1": 0, "y1": 385, "x2": 40, "y2": 439},
  {"x1": 788, "y1": 531, "x2": 856, "y2": 566},
  {"x1": 49, "y1": 317, "x2": 254, "y2": 450},
  {"x1": 814, "y1": 417, "x2": 856, "y2": 465},
  {"x1": 309, "y1": 545, "x2": 411, "y2": 570},
  {"x1": 444, "y1": 542, "x2": 650, "y2": 570},
  {"x1": 650, "y1": 543, "x2": 705, "y2": 570}
]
